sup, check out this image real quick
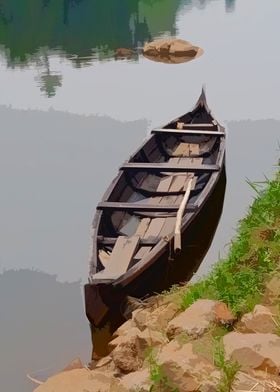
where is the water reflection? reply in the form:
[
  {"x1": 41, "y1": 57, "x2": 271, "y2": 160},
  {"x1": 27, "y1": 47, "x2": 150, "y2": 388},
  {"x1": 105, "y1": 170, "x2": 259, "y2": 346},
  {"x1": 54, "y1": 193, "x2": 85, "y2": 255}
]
[
  {"x1": 0, "y1": 270, "x2": 89, "y2": 392},
  {"x1": 0, "y1": 0, "x2": 235, "y2": 67},
  {"x1": 34, "y1": 52, "x2": 62, "y2": 97},
  {"x1": 0, "y1": 0, "x2": 180, "y2": 67},
  {"x1": 225, "y1": 0, "x2": 236, "y2": 13},
  {"x1": 183, "y1": 0, "x2": 235, "y2": 12}
]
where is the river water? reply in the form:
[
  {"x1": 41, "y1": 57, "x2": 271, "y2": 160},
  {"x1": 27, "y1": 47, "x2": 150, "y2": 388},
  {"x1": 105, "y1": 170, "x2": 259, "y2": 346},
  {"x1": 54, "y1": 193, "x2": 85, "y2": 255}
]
[{"x1": 0, "y1": 1, "x2": 279, "y2": 391}]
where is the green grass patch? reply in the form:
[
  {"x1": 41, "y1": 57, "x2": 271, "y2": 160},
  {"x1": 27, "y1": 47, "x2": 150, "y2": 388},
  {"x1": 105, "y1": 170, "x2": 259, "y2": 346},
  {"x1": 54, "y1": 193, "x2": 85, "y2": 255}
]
[{"x1": 180, "y1": 170, "x2": 280, "y2": 316}]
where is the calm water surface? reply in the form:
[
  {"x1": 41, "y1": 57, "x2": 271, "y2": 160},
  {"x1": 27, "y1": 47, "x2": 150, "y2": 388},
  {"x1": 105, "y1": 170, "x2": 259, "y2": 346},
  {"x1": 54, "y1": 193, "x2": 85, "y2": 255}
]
[{"x1": 0, "y1": 1, "x2": 280, "y2": 391}]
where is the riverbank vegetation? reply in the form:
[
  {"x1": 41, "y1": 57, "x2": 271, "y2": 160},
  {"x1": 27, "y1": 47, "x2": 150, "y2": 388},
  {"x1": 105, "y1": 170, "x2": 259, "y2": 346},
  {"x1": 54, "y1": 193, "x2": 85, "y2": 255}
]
[{"x1": 179, "y1": 169, "x2": 280, "y2": 315}]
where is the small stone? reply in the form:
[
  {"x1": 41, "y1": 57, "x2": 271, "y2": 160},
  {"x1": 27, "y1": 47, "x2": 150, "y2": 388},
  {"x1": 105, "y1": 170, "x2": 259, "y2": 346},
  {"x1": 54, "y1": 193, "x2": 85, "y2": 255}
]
[{"x1": 167, "y1": 299, "x2": 217, "y2": 338}]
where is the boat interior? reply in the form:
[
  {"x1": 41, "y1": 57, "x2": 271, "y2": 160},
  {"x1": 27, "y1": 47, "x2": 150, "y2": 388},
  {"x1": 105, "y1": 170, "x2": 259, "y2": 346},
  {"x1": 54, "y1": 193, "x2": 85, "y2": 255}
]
[{"x1": 91, "y1": 103, "x2": 224, "y2": 281}]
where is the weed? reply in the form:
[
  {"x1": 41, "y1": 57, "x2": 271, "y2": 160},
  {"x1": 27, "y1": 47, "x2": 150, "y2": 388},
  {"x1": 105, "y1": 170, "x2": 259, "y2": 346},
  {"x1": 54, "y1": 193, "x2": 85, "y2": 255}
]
[
  {"x1": 213, "y1": 341, "x2": 240, "y2": 392},
  {"x1": 146, "y1": 349, "x2": 178, "y2": 392},
  {"x1": 272, "y1": 304, "x2": 280, "y2": 337}
]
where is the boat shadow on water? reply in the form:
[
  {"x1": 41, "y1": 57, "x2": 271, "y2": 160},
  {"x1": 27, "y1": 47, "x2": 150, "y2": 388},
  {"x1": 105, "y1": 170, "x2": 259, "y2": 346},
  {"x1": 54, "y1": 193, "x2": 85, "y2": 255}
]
[{"x1": 86, "y1": 167, "x2": 226, "y2": 358}]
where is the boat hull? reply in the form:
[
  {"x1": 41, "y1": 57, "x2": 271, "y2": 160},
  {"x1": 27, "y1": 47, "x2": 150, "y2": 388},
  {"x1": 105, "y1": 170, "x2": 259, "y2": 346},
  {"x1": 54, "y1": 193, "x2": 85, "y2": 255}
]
[{"x1": 85, "y1": 166, "x2": 226, "y2": 337}]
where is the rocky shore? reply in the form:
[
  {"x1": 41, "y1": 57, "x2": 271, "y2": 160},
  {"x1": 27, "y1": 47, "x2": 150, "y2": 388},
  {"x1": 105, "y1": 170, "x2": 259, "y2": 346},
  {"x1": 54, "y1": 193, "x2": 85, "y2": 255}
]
[
  {"x1": 34, "y1": 281, "x2": 280, "y2": 392},
  {"x1": 34, "y1": 171, "x2": 280, "y2": 391}
]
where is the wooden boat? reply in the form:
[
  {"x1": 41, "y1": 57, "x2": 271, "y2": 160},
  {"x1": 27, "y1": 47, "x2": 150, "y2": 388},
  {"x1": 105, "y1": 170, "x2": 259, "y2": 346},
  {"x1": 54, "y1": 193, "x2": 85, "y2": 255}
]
[{"x1": 85, "y1": 88, "x2": 226, "y2": 331}]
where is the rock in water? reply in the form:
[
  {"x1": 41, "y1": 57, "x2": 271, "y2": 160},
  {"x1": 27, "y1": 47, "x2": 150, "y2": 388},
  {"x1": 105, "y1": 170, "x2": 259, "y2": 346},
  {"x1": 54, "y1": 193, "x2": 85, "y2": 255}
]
[{"x1": 143, "y1": 38, "x2": 203, "y2": 64}]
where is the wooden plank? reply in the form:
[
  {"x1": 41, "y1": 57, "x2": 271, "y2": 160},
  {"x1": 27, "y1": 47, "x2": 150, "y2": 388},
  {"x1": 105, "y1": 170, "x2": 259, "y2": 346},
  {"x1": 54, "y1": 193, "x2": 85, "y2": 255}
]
[
  {"x1": 156, "y1": 175, "x2": 173, "y2": 192},
  {"x1": 121, "y1": 162, "x2": 219, "y2": 173},
  {"x1": 135, "y1": 218, "x2": 151, "y2": 237},
  {"x1": 152, "y1": 129, "x2": 224, "y2": 135},
  {"x1": 159, "y1": 216, "x2": 176, "y2": 238},
  {"x1": 97, "y1": 236, "x2": 158, "y2": 246},
  {"x1": 134, "y1": 246, "x2": 152, "y2": 261},
  {"x1": 143, "y1": 217, "x2": 166, "y2": 240},
  {"x1": 97, "y1": 201, "x2": 197, "y2": 212},
  {"x1": 181, "y1": 123, "x2": 215, "y2": 130},
  {"x1": 189, "y1": 144, "x2": 199, "y2": 156},
  {"x1": 94, "y1": 236, "x2": 140, "y2": 279},
  {"x1": 173, "y1": 142, "x2": 190, "y2": 157},
  {"x1": 99, "y1": 249, "x2": 111, "y2": 266}
]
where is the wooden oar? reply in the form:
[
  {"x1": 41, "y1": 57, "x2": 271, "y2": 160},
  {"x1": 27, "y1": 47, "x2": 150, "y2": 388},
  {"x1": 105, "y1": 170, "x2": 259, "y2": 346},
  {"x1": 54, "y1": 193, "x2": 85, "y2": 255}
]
[{"x1": 174, "y1": 178, "x2": 193, "y2": 254}]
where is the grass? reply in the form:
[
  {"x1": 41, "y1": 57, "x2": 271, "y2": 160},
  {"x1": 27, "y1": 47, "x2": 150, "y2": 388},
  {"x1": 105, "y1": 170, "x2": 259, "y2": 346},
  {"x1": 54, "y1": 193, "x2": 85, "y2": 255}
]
[
  {"x1": 180, "y1": 170, "x2": 280, "y2": 316},
  {"x1": 213, "y1": 341, "x2": 240, "y2": 392},
  {"x1": 146, "y1": 348, "x2": 178, "y2": 392}
]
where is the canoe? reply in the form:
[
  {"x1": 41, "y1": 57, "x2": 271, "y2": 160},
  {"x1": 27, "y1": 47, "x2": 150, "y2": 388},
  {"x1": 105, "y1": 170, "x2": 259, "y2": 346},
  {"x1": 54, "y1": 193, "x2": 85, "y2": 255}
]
[{"x1": 85, "y1": 88, "x2": 226, "y2": 331}]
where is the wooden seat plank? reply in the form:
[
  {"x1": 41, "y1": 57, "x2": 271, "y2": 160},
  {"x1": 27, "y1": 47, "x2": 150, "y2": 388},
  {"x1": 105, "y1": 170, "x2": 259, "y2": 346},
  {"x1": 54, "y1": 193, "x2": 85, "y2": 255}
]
[
  {"x1": 97, "y1": 236, "x2": 158, "y2": 246},
  {"x1": 173, "y1": 143, "x2": 190, "y2": 157},
  {"x1": 121, "y1": 162, "x2": 219, "y2": 173},
  {"x1": 97, "y1": 202, "x2": 197, "y2": 212},
  {"x1": 152, "y1": 129, "x2": 223, "y2": 136}
]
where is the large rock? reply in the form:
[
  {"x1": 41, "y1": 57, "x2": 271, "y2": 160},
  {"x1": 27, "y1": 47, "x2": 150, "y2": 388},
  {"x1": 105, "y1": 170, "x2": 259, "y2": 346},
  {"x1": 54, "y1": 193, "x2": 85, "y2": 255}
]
[
  {"x1": 223, "y1": 332, "x2": 280, "y2": 374},
  {"x1": 157, "y1": 340, "x2": 220, "y2": 392},
  {"x1": 108, "y1": 327, "x2": 141, "y2": 350},
  {"x1": 111, "y1": 339, "x2": 142, "y2": 373},
  {"x1": 112, "y1": 319, "x2": 136, "y2": 338},
  {"x1": 34, "y1": 369, "x2": 118, "y2": 392},
  {"x1": 169, "y1": 40, "x2": 198, "y2": 56},
  {"x1": 115, "y1": 48, "x2": 134, "y2": 58},
  {"x1": 132, "y1": 309, "x2": 151, "y2": 331},
  {"x1": 110, "y1": 327, "x2": 166, "y2": 372},
  {"x1": 143, "y1": 39, "x2": 199, "y2": 57},
  {"x1": 118, "y1": 368, "x2": 151, "y2": 392},
  {"x1": 143, "y1": 38, "x2": 203, "y2": 64},
  {"x1": 167, "y1": 299, "x2": 233, "y2": 338},
  {"x1": 137, "y1": 328, "x2": 168, "y2": 357},
  {"x1": 239, "y1": 305, "x2": 276, "y2": 333},
  {"x1": 232, "y1": 371, "x2": 273, "y2": 392},
  {"x1": 146, "y1": 302, "x2": 180, "y2": 331}
]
